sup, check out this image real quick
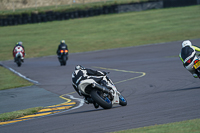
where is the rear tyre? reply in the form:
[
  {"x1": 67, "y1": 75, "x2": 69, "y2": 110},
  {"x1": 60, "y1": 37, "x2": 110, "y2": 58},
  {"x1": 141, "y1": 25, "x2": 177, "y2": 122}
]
[
  {"x1": 16, "y1": 57, "x2": 21, "y2": 67},
  {"x1": 119, "y1": 95, "x2": 127, "y2": 106},
  {"x1": 63, "y1": 60, "x2": 66, "y2": 66},
  {"x1": 17, "y1": 62, "x2": 21, "y2": 67},
  {"x1": 60, "y1": 56, "x2": 66, "y2": 66},
  {"x1": 63, "y1": 56, "x2": 67, "y2": 66},
  {"x1": 91, "y1": 89, "x2": 112, "y2": 109}
]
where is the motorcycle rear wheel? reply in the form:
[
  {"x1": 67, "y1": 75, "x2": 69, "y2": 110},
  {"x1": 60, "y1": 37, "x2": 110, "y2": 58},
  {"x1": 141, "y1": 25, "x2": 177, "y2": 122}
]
[
  {"x1": 63, "y1": 60, "x2": 66, "y2": 66},
  {"x1": 60, "y1": 56, "x2": 67, "y2": 66},
  {"x1": 15, "y1": 57, "x2": 21, "y2": 67},
  {"x1": 91, "y1": 89, "x2": 112, "y2": 109}
]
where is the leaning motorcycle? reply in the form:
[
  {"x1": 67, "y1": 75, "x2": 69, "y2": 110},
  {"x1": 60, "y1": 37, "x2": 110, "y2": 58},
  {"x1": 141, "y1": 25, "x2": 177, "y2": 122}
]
[
  {"x1": 14, "y1": 46, "x2": 24, "y2": 67},
  {"x1": 77, "y1": 74, "x2": 127, "y2": 109},
  {"x1": 58, "y1": 49, "x2": 68, "y2": 66}
]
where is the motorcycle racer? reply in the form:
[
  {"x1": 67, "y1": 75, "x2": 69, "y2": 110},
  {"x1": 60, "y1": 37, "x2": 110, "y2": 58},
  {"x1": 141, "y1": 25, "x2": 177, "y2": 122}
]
[
  {"x1": 72, "y1": 65, "x2": 108, "y2": 107},
  {"x1": 179, "y1": 40, "x2": 200, "y2": 78},
  {"x1": 13, "y1": 41, "x2": 25, "y2": 62},
  {"x1": 56, "y1": 40, "x2": 68, "y2": 59}
]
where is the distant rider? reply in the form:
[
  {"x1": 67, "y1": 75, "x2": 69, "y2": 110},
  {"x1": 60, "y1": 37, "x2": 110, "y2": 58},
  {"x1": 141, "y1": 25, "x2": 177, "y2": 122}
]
[
  {"x1": 72, "y1": 65, "x2": 108, "y2": 106},
  {"x1": 179, "y1": 40, "x2": 200, "y2": 78},
  {"x1": 56, "y1": 40, "x2": 68, "y2": 59},
  {"x1": 13, "y1": 41, "x2": 25, "y2": 62}
]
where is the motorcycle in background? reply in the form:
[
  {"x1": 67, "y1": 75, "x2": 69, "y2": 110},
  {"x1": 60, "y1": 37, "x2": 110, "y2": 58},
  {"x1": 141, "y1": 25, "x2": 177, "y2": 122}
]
[
  {"x1": 13, "y1": 46, "x2": 24, "y2": 67},
  {"x1": 58, "y1": 49, "x2": 68, "y2": 66}
]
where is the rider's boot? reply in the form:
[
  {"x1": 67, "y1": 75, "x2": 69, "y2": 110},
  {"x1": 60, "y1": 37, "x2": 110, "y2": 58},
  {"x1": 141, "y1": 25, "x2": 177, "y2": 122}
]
[
  {"x1": 193, "y1": 73, "x2": 198, "y2": 78},
  {"x1": 84, "y1": 98, "x2": 89, "y2": 104},
  {"x1": 21, "y1": 57, "x2": 24, "y2": 62},
  {"x1": 84, "y1": 97, "x2": 93, "y2": 104},
  {"x1": 93, "y1": 102, "x2": 99, "y2": 109}
]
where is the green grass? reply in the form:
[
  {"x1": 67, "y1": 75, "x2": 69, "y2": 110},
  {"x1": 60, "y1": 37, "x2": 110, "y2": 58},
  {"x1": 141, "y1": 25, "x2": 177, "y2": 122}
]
[
  {"x1": 112, "y1": 119, "x2": 200, "y2": 133},
  {"x1": 0, "y1": 5, "x2": 200, "y2": 61},
  {"x1": 0, "y1": 107, "x2": 43, "y2": 122},
  {"x1": 0, "y1": 66, "x2": 33, "y2": 90}
]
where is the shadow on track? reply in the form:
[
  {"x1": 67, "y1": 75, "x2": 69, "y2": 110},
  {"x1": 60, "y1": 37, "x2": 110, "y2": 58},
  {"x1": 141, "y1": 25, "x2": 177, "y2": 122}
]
[
  {"x1": 54, "y1": 106, "x2": 121, "y2": 117},
  {"x1": 155, "y1": 86, "x2": 200, "y2": 93}
]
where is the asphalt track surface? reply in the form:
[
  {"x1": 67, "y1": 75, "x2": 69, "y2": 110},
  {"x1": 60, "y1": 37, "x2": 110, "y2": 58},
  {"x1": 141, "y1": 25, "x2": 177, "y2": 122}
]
[{"x1": 1, "y1": 39, "x2": 200, "y2": 133}]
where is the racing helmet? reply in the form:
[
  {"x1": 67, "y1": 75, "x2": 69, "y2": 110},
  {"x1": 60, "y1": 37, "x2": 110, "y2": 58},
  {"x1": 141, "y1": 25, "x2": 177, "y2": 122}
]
[
  {"x1": 75, "y1": 65, "x2": 85, "y2": 70},
  {"x1": 182, "y1": 40, "x2": 192, "y2": 48},
  {"x1": 60, "y1": 40, "x2": 65, "y2": 44},
  {"x1": 17, "y1": 41, "x2": 23, "y2": 45}
]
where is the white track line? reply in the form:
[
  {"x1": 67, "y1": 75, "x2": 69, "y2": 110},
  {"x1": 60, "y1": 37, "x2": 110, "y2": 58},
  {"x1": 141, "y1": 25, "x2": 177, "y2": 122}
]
[
  {"x1": 0, "y1": 63, "x2": 39, "y2": 84},
  {"x1": 8, "y1": 67, "x2": 39, "y2": 84}
]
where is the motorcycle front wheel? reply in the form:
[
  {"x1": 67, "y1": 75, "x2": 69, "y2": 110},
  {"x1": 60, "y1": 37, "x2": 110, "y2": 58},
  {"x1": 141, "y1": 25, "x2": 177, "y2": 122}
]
[
  {"x1": 119, "y1": 95, "x2": 127, "y2": 106},
  {"x1": 91, "y1": 89, "x2": 112, "y2": 109}
]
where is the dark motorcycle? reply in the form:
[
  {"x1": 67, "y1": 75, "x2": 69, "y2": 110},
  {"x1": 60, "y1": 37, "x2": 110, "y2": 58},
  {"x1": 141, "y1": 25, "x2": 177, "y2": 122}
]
[{"x1": 58, "y1": 49, "x2": 68, "y2": 66}]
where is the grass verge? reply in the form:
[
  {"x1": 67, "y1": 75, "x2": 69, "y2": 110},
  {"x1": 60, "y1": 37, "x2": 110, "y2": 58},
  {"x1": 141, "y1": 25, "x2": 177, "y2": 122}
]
[
  {"x1": 0, "y1": 107, "x2": 43, "y2": 122},
  {"x1": 0, "y1": 66, "x2": 33, "y2": 90},
  {"x1": 112, "y1": 119, "x2": 200, "y2": 133}
]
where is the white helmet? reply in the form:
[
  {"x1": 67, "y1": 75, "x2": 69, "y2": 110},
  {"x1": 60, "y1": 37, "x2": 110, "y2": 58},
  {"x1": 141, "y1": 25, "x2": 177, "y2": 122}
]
[
  {"x1": 18, "y1": 41, "x2": 23, "y2": 45},
  {"x1": 182, "y1": 40, "x2": 192, "y2": 48},
  {"x1": 60, "y1": 40, "x2": 65, "y2": 44},
  {"x1": 75, "y1": 65, "x2": 85, "y2": 70}
]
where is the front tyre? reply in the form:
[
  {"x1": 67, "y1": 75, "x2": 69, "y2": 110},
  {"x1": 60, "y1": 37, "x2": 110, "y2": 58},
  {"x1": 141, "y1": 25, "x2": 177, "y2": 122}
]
[
  {"x1": 119, "y1": 95, "x2": 127, "y2": 106},
  {"x1": 91, "y1": 89, "x2": 112, "y2": 109}
]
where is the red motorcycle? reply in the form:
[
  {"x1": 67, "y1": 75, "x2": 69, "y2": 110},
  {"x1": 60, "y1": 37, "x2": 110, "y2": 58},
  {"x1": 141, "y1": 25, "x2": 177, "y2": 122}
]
[{"x1": 13, "y1": 46, "x2": 24, "y2": 67}]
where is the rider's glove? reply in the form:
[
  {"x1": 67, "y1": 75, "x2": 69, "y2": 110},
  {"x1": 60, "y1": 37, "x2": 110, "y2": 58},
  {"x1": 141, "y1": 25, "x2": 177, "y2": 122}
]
[{"x1": 103, "y1": 71, "x2": 110, "y2": 75}]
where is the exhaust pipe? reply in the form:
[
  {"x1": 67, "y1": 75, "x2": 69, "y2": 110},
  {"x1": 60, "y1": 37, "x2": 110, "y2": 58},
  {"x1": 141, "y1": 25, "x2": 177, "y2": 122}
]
[{"x1": 92, "y1": 83, "x2": 111, "y2": 94}]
